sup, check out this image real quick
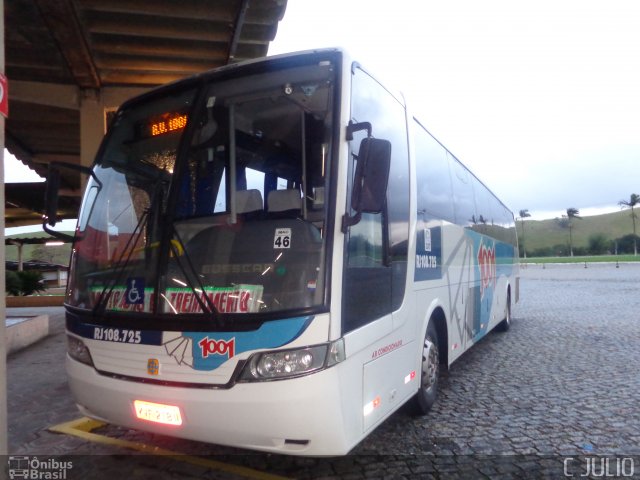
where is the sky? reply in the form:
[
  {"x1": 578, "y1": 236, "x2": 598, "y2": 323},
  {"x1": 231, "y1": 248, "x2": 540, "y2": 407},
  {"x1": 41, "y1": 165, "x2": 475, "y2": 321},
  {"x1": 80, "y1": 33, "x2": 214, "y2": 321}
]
[
  {"x1": 268, "y1": 0, "x2": 640, "y2": 219},
  {"x1": 5, "y1": 0, "x2": 640, "y2": 234}
]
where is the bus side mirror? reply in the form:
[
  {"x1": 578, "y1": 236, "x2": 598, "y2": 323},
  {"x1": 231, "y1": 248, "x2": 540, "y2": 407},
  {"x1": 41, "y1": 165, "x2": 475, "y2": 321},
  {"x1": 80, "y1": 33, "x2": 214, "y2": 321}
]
[
  {"x1": 43, "y1": 161, "x2": 101, "y2": 242},
  {"x1": 342, "y1": 137, "x2": 391, "y2": 231}
]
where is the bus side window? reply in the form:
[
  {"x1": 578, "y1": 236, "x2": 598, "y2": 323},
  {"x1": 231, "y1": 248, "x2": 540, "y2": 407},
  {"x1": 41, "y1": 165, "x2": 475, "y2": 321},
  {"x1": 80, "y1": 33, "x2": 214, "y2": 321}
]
[
  {"x1": 450, "y1": 157, "x2": 476, "y2": 228},
  {"x1": 472, "y1": 177, "x2": 494, "y2": 234},
  {"x1": 414, "y1": 122, "x2": 455, "y2": 223}
]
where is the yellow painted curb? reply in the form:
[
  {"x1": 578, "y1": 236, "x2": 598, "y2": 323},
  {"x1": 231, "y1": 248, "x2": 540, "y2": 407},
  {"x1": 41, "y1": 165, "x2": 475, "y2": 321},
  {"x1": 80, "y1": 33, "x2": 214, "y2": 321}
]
[{"x1": 49, "y1": 417, "x2": 291, "y2": 480}]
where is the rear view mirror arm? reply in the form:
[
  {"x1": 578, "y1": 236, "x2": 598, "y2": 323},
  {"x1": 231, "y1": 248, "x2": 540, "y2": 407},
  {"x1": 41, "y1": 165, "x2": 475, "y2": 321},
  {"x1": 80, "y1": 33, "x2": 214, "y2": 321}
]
[
  {"x1": 43, "y1": 161, "x2": 102, "y2": 242},
  {"x1": 346, "y1": 120, "x2": 371, "y2": 141},
  {"x1": 341, "y1": 210, "x2": 361, "y2": 233}
]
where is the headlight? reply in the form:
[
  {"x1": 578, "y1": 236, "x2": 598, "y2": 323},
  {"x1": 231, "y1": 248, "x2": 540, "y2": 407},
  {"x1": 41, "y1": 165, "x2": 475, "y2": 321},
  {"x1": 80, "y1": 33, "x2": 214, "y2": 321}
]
[
  {"x1": 239, "y1": 339, "x2": 345, "y2": 382},
  {"x1": 67, "y1": 335, "x2": 94, "y2": 366}
]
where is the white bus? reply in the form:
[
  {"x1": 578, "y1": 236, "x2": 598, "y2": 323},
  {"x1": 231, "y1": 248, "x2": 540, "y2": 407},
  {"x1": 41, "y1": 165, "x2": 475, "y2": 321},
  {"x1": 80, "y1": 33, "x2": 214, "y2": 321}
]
[{"x1": 47, "y1": 49, "x2": 519, "y2": 456}]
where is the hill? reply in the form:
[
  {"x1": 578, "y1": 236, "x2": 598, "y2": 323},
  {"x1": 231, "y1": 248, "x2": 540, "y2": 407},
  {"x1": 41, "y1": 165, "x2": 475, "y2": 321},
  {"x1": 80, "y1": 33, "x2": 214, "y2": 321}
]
[{"x1": 517, "y1": 209, "x2": 637, "y2": 256}]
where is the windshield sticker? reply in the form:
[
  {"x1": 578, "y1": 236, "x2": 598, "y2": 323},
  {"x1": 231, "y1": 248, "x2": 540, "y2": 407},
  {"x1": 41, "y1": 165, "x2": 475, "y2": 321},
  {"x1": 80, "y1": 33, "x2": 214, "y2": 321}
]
[
  {"x1": 91, "y1": 287, "x2": 155, "y2": 312},
  {"x1": 273, "y1": 228, "x2": 291, "y2": 249},
  {"x1": 91, "y1": 284, "x2": 264, "y2": 314},
  {"x1": 125, "y1": 277, "x2": 145, "y2": 305},
  {"x1": 162, "y1": 285, "x2": 264, "y2": 314}
]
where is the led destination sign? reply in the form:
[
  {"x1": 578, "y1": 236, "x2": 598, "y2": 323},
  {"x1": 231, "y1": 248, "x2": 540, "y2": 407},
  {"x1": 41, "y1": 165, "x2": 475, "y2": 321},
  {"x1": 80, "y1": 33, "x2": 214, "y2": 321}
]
[
  {"x1": 136, "y1": 112, "x2": 188, "y2": 139},
  {"x1": 149, "y1": 113, "x2": 188, "y2": 136}
]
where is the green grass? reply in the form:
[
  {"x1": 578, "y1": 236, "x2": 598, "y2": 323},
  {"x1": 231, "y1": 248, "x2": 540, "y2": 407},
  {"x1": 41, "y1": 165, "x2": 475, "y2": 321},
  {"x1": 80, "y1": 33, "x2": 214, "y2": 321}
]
[{"x1": 523, "y1": 254, "x2": 640, "y2": 264}]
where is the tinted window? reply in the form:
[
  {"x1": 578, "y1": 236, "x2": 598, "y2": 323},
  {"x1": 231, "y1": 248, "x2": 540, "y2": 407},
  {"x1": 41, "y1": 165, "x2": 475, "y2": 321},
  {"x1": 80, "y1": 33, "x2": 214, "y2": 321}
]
[
  {"x1": 414, "y1": 121, "x2": 454, "y2": 222},
  {"x1": 498, "y1": 205, "x2": 517, "y2": 246},
  {"x1": 471, "y1": 177, "x2": 494, "y2": 234},
  {"x1": 450, "y1": 156, "x2": 476, "y2": 227}
]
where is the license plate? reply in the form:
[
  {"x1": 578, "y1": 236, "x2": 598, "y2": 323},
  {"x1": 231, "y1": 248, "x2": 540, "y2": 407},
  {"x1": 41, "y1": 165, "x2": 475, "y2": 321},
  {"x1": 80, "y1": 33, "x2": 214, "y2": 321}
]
[{"x1": 134, "y1": 400, "x2": 182, "y2": 426}]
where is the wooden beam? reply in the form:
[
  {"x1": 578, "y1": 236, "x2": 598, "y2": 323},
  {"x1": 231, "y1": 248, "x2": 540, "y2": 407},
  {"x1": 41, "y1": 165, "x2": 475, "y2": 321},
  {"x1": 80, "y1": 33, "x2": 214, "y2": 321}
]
[
  {"x1": 94, "y1": 55, "x2": 217, "y2": 74},
  {"x1": 10, "y1": 81, "x2": 79, "y2": 109},
  {"x1": 91, "y1": 35, "x2": 229, "y2": 60},
  {"x1": 80, "y1": 0, "x2": 236, "y2": 23},
  {"x1": 98, "y1": 70, "x2": 190, "y2": 86},
  {"x1": 8, "y1": 102, "x2": 79, "y2": 124},
  {"x1": 34, "y1": 0, "x2": 101, "y2": 89},
  {"x1": 228, "y1": 0, "x2": 250, "y2": 63},
  {"x1": 86, "y1": 15, "x2": 231, "y2": 42},
  {"x1": 4, "y1": 211, "x2": 45, "y2": 228},
  {"x1": 32, "y1": 154, "x2": 80, "y2": 165}
]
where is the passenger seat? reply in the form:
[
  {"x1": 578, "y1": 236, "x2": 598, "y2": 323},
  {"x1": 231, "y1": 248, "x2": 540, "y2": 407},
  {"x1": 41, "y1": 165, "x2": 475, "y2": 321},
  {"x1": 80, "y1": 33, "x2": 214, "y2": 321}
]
[{"x1": 267, "y1": 189, "x2": 302, "y2": 218}]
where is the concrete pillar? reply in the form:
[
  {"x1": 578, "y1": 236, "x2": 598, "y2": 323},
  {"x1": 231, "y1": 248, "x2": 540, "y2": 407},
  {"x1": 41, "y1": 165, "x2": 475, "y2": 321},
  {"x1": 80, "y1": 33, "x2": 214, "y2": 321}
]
[
  {"x1": 79, "y1": 89, "x2": 105, "y2": 172},
  {"x1": 79, "y1": 87, "x2": 149, "y2": 188},
  {"x1": 17, "y1": 242, "x2": 23, "y2": 272},
  {"x1": 0, "y1": 0, "x2": 9, "y2": 456}
]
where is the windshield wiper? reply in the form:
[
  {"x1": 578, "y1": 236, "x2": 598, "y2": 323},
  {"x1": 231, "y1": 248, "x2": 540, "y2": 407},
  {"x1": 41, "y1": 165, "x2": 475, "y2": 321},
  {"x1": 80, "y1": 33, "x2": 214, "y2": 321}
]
[
  {"x1": 93, "y1": 208, "x2": 150, "y2": 316},
  {"x1": 166, "y1": 226, "x2": 221, "y2": 320}
]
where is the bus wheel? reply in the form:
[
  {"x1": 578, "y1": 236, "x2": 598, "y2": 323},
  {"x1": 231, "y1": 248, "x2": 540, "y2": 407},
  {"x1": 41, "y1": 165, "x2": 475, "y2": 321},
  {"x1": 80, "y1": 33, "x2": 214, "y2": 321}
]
[
  {"x1": 496, "y1": 291, "x2": 512, "y2": 332},
  {"x1": 411, "y1": 322, "x2": 440, "y2": 415}
]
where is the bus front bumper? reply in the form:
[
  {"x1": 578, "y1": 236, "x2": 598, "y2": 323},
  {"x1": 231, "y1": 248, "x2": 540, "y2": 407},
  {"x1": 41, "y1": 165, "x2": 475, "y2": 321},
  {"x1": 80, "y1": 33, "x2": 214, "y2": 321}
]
[{"x1": 66, "y1": 355, "x2": 354, "y2": 456}]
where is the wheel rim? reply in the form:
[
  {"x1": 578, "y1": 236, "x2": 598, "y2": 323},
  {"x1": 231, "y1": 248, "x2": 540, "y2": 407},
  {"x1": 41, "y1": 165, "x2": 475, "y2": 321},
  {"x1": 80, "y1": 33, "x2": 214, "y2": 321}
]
[{"x1": 421, "y1": 336, "x2": 439, "y2": 391}]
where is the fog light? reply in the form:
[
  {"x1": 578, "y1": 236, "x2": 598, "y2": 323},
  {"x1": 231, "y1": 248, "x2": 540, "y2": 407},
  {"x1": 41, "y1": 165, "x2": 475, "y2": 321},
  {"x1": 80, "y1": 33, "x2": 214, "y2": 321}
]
[{"x1": 67, "y1": 335, "x2": 94, "y2": 366}]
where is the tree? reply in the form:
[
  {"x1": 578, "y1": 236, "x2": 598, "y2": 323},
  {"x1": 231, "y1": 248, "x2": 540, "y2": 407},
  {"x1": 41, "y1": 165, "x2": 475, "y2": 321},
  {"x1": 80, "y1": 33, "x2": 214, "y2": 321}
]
[
  {"x1": 5, "y1": 271, "x2": 22, "y2": 296},
  {"x1": 618, "y1": 193, "x2": 639, "y2": 256},
  {"x1": 615, "y1": 234, "x2": 640, "y2": 254},
  {"x1": 5, "y1": 270, "x2": 46, "y2": 296},
  {"x1": 565, "y1": 208, "x2": 581, "y2": 257},
  {"x1": 18, "y1": 271, "x2": 46, "y2": 296},
  {"x1": 518, "y1": 209, "x2": 531, "y2": 258},
  {"x1": 30, "y1": 244, "x2": 56, "y2": 263},
  {"x1": 587, "y1": 233, "x2": 610, "y2": 255}
]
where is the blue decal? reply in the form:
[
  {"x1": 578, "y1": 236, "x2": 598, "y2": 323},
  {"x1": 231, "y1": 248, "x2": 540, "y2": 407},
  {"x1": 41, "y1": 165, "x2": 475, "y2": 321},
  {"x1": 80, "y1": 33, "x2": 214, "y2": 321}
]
[
  {"x1": 414, "y1": 226, "x2": 442, "y2": 281},
  {"x1": 465, "y1": 230, "x2": 516, "y2": 342},
  {"x1": 125, "y1": 277, "x2": 145, "y2": 305},
  {"x1": 180, "y1": 316, "x2": 313, "y2": 371},
  {"x1": 68, "y1": 315, "x2": 314, "y2": 372},
  {"x1": 67, "y1": 318, "x2": 163, "y2": 346},
  {"x1": 464, "y1": 230, "x2": 495, "y2": 341},
  {"x1": 496, "y1": 242, "x2": 516, "y2": 277}
]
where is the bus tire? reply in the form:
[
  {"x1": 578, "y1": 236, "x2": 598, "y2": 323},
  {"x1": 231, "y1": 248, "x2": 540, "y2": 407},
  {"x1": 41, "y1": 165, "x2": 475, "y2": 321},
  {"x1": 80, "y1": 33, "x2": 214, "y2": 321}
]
[
  {"x1": 496, "y1": 291, "x2": 512, "y2": 332},
  {"x1": 410, "y1": 321, "x2": 440, "y2": 415}
]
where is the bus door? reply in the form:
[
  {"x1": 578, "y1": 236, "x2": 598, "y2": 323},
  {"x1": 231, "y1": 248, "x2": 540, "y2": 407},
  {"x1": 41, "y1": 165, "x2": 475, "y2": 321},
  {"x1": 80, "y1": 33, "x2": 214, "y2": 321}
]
[{"x1": 343, "y1": 65, "x2": 413, "y2": 431}]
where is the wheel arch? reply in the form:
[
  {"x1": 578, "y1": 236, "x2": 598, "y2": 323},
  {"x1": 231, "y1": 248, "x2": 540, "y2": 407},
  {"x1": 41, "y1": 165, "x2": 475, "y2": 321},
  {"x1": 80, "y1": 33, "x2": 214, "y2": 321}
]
[{"x1": 427, "y1": 305, "x2": 448, "y2": 368}]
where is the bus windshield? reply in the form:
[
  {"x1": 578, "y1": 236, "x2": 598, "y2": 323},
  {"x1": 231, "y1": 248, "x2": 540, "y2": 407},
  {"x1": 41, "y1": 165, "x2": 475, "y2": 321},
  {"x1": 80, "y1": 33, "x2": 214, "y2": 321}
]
[{"x1": 67, "y1": 61, "x2": 335, "y2": 318}]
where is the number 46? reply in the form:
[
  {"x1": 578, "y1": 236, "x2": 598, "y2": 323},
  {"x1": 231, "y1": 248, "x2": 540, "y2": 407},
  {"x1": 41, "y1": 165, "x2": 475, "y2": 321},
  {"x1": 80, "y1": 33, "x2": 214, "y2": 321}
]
[
  {"x1": 274, "y1": 235, "x2": 290, "y2": 248},
  {"x1": 274, "y1": 229, "x2": 291, "y2": 249}
]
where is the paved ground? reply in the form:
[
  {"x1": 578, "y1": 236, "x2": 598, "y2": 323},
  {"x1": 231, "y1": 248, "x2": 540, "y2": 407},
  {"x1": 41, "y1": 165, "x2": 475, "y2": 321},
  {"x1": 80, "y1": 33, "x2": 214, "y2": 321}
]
[{"x1": 6, "y1": 263, "x2": 640, "y2": 479}]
